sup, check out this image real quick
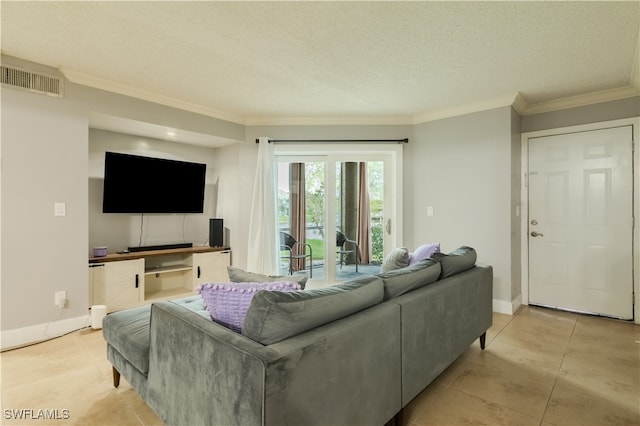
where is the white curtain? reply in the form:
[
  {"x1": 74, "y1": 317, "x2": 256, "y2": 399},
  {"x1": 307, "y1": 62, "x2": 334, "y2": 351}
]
[{"x1": 246, "y1": 137, "x2": 279, "y2": 275}]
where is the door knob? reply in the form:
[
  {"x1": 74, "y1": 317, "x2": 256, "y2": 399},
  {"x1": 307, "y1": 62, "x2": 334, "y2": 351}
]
[{"x1": 530, "y1": 231, "x2": 544, "y2": 237}]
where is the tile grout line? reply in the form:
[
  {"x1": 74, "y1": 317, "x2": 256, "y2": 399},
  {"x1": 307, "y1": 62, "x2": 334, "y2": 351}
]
[
  {"x1": 489, "y1": 307, "x2": 520, "y2": 345},
  {"x1": 537, "y1": 313, "x2": 578, "y2": 426},
  {"x1": 443, "y1": 310, "x2": 541, "y2": 424}
]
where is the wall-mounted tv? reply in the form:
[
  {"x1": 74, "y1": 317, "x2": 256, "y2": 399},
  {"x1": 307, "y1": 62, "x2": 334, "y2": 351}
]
[{"x1": 102, "y1": 151, "x2": 206, "y2": 214}]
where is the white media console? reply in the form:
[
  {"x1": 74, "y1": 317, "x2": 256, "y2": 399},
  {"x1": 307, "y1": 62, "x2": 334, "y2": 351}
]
[{"x1": 88, "y1": 246, "x2": 231, "y2": 313}]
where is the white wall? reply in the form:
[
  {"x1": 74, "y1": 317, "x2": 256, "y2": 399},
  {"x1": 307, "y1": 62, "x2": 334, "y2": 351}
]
[
  {"x1": 510, "y1": 108, "x2": 522, "y2": 306},
  {"x1": 213, "y1": 142, "x2": 250, "y2": 269},
  {"x1": 521, "y1": 96, "x2": 640, "y2": 133},
  {"x1": 88, "y1": 129, "x2": 223, "y2": 253},
  {"x1": 1, "y1": 87, "x2": 89, "y2": 332},
  {"x1": 407, "y1": 107, "x2": 517, "y2": 308}
]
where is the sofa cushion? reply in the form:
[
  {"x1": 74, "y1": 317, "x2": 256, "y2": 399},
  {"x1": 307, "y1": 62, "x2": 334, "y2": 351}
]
[
  {"x1": 378, "y1": 259, "x2": 441, "y2": 300},
  {"x1": 227, "y1": 266, "x2": 308, "y2": 289},
  {"x1": 242, "y1": 275, "x2": 384, "y2": 345},
  {"x1": 431, "y1": 246, "x2": 477, "y2": 278},
  {"x1": 102, "y1": 305, "x2": 152, "y2": 374},
  {"x1": 197, "y1": 281, "x2": 301, "y2": 332},
  {"x1": 381, "y1": 247, "x2": 410, "y2": 273},
  {"x1": 170, "y1": 295, "x2": 210, "y2": 319},
  {"x1": 409, "y1": 242, "x2": 440, "y2": 265}
]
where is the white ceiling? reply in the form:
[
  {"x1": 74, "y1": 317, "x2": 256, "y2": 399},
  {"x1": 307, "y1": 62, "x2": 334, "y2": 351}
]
[{"x1": 1, "y1": 1, "x2": 639, "y2": 130}]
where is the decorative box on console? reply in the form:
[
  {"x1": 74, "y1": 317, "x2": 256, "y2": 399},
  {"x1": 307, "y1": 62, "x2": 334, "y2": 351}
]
[{"x1": 93, "y1": 246, "x2": 108, "y2": 257}]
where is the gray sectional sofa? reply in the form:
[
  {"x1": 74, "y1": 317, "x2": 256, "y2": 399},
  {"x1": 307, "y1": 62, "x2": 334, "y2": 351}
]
[{"x1": 103, "y1": 247, "x2": 493, "y2": 425}]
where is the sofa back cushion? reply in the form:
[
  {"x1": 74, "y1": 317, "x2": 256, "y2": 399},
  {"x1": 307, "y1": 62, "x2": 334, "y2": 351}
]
[
  {"x1": 431, "y1": 246, "x2": 477, "y2": 278},
  {"x1": 378, "y1": 259, "x2": 441, "y2": 300},
  {"x1": 227, "y1": 266, "x2": 308, "y2": 289},
  {"x1": 242, "y1": 275, "x2": 384, "y2": 345}
]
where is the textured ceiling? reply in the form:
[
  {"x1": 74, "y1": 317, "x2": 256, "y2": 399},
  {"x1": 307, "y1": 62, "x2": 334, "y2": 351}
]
[{"x1": 1, "y1": 1, "x2": 639, "y2": 125}]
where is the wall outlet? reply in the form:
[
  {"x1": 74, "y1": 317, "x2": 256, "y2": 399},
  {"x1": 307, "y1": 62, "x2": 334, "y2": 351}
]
[{"x1": 54, "y1": 290, "x2": 67, "y2": 308}]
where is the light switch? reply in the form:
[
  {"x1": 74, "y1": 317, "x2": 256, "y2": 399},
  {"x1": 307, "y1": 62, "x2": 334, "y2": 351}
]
[
  {"x1": 54, "y1": 202, "x2": 66, "y2": 217},
  {"x1": 427, "y1": 206, "x2": 434, "y2": 217}
]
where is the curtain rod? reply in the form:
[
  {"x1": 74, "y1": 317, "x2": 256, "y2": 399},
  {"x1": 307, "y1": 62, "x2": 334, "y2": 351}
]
[{"x1": 255, "y1": 138, "x2": 409, "y2": 144}]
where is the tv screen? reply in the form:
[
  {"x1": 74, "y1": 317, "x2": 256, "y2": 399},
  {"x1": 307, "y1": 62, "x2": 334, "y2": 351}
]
[{"x1": 102, "y1": 152, "x2": 206, "y2": 214}]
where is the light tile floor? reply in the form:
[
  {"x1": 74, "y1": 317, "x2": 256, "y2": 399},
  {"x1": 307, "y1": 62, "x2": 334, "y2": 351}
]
[
  {"x1": 1, "y1": 306, "x2": 638, "y2": 425},
  {"x1": 404, "y1": 307, "x2": 640, "y2": 426}
]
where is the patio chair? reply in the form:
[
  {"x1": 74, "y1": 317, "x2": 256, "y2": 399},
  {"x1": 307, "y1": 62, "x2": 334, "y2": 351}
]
[
  {"x1": 336, "y1": 230, "x2": 359, "y2": 272},
  {"x1": 280, "y1": 231, "x2": 313, "y2": 278}
]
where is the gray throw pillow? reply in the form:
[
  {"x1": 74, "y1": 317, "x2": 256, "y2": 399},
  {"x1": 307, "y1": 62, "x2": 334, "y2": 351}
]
[
  {"x1": 380, "y1": 247, "x2": 410, "y2": 273},
  {"x1": 227, "y1": 266, "x2": 308, "y2": 289},
  {"x1": 377, "y1": 259, "x2": 441, "y2": 300},
  {"x1": 431, "y1": 246, "x2": 477, "y2": 278},
  {"x1": 242, "y1": 275, "x2": 383, "y2": 345}
]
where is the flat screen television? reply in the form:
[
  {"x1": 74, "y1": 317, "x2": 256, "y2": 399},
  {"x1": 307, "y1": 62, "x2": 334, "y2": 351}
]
[{"x1": 102, "y1": 151, "x2": 206, "y2": 214}]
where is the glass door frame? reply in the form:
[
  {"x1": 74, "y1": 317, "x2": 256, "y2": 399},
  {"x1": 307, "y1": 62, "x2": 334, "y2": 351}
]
[{"x1": 274, "y1": 143, "x2": 403, "y2": 284}]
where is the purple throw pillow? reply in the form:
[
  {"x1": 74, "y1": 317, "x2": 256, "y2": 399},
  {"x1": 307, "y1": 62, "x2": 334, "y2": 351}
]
[
  {"x1": 409, "y1": 242, "x2": 441, "y2": 266},
  {"x1": 197, "y1": 281, "x2": 301, "y2": 332}
]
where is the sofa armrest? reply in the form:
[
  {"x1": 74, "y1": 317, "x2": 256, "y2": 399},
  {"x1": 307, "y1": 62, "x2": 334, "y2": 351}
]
[
  {"x1": 146, "y1": 301, "x2": 275, "y2": 426},
  {"x1": 393, "y1": 264, "x2": 493, "y2": 406}
]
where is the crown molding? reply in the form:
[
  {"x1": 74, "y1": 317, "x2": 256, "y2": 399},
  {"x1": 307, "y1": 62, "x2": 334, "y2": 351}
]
[
  {"x1": 522, "y1": 86, "x2": 640, "y2": 115},
  {"x1": 412, "y1": 93, "x2": 522, "y2": 124},
  {"x1": 245, "y1": 115, "x2": 414, "y2": 126},
  {"x1": 511, "y1": 92, "x2": 529, "y2": 115},
  {"x1": 61, "y1": 68, "x2": 247, "y2": 125}
]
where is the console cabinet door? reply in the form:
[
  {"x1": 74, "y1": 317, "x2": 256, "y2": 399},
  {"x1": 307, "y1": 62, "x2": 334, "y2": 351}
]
[
  {"x1": 193, "y1": 251, "x2": 230, "y2": 285},
  {"x1": 90, "y1": 258, "x2": 143, "y2": 313}
]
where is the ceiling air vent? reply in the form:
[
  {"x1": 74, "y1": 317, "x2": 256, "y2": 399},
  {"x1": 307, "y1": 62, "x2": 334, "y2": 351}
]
[{"x1": 1, "y1": 65, "x2": 64, "y2": 98}]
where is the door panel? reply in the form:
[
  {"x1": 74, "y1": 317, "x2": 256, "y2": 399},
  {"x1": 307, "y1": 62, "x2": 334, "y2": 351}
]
[
  {"x1": 528, "y1": 126, "x2": 633, "y2": 319},
  {"x1": 277, "y1": 159, "x2": 326, "y2": 279}
]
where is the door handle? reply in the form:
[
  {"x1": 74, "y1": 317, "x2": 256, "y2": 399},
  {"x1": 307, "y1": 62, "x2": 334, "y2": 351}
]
[
  {"x1": 530, "y1": 231, "x2": 544, "y2": 237},
  {"x1": 385, "y1": 219, "x2": 391, "y2": 235},
  {"x1": 197, "y1": 266, "x2": 201, "y2": 279}
]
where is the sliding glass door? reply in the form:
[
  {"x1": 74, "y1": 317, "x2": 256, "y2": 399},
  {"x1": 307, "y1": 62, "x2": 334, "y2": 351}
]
[{"x1": 275, "y1": 144, "x2": 402, "y2": 284}]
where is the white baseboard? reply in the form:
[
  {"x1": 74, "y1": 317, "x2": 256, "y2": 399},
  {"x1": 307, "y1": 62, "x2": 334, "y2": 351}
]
[
  {"x1": 493, "y1": 295, "x2": 522, "y2": 315},
  {"x1": 511, "y1": 294, "x2": 523, "y2": 313},
  {"x1": 1, "y1": 315, "x2": 91, "y2": 351}
]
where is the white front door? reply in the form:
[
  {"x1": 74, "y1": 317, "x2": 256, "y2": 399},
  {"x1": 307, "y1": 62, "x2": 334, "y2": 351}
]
[{"x1": 528, "y1": 125, "x2": 634, "y2": 319}]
